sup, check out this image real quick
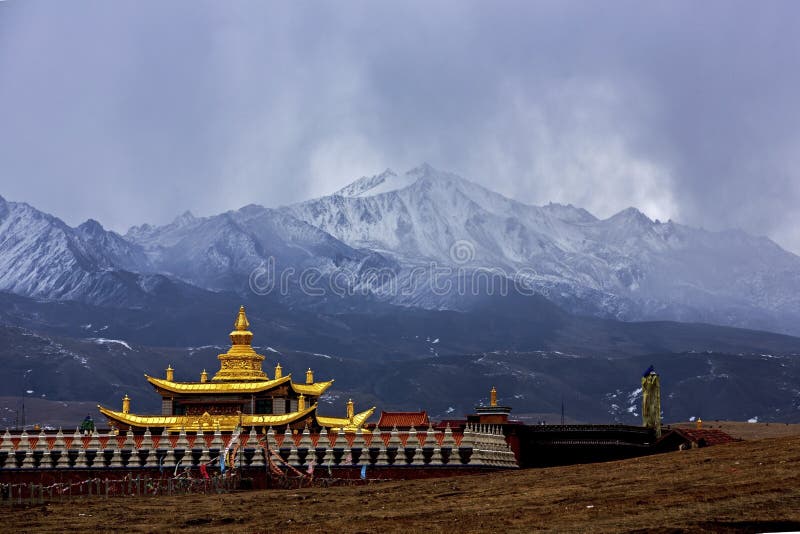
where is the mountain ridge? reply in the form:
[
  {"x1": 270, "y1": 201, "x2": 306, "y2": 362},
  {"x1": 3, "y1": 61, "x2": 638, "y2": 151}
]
[
  {"x1": 1, "y1": 164, "x2": 799, "y2": 334},
  {"x1": 285, "y1": 165, "x2": 800, "y2": 334}
]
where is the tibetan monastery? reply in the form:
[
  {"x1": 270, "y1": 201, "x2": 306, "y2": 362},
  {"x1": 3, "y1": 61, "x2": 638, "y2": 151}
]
[{"x1": 98, "y1": 306, "x2": 374, "y2": 433}]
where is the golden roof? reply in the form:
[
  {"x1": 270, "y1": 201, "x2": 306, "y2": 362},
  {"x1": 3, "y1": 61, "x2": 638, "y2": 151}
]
[
  {"x1": 98, "y1": 403, "x2": 320, "y2": 432},
  {"x1": 98, "y1": 306, "x2": 363, "y2": 432},
  {"x1": 145, "y1": 374, "x2": 334, "y2": 396},
  {"x1": 291, "y1": 380, "x2": 334, "y2": 396},
  {"x1": 98, "y1": 402, "x2": 375, "y2": 433},
  {"x1": 317, "y1": 406, "x2": 376, "y2": 432},
  {"x1": 146, "y1": 374, "x2": 292, "y2": 394}
]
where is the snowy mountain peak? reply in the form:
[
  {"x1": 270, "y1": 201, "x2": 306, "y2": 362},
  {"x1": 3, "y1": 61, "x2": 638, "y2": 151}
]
[
  {"x1": 77, "y1": 218, "x2": 105, "y2": 235},
  {"x1": 607, "y1": 207, "x2": 653, "y2": 226},
  {"x1": 334, "y1": 168, "x2": 398, "y2": 197},
  {"x1": 407, "y1": 162, "x2": 436, "y2": 176},
  {"x1": 172, "y1": 210, "x2": 196, "y2": 226},
  {"x1": 541, "y1": 203, "x2": 598, "y2": 223},
  {"x1": 334, "y1": 164, "x2": 475, "y2": 200}
]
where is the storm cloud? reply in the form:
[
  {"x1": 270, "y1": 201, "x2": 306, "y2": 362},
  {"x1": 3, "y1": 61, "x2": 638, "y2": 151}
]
[{"x1": 1, "y1": 0, "x2": 799, "y2": 252}]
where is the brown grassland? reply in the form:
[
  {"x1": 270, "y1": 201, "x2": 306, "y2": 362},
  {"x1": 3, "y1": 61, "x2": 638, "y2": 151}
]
[{"x1": 6, "y1": 424, "x2": 800, "y2": 533}]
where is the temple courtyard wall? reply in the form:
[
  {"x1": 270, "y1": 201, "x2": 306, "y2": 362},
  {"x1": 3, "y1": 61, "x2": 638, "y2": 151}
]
[{"x1": 0, "y1": 423, "x2": 518, "y2": 487}]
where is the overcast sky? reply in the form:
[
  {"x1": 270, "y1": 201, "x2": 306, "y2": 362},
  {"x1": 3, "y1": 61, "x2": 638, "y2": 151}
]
[{"x1": 1, "y1": 1, "x2": 799, "y2": 252}]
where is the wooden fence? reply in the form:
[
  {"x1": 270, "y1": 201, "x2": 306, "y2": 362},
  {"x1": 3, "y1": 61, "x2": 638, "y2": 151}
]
[{"x1": 0, "y1": 473, "x2": 241, "y2": 505}]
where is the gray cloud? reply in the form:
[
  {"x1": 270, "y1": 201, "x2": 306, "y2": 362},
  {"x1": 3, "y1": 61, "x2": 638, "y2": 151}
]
[{"x1": 1, "y1": 0, "x2": 799, "y2": 252}]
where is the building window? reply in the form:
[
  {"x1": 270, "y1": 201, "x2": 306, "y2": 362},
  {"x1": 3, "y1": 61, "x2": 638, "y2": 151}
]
[{"x1": 255, "y1": 399, "x2": 272, "y2": 414}]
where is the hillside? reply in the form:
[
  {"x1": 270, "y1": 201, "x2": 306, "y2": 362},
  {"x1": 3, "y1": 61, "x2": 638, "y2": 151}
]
[
  {"x1": 8, "y1": 434, "x2": 800, "y2": 533},
  {"x1": 3, "y1": 290, "x2": 800, "y2": 425}
]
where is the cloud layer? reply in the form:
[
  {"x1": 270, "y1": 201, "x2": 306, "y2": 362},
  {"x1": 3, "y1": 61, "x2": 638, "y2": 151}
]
[{"x1": 1, "y1": 1, "x2": 798, "y2": 252}]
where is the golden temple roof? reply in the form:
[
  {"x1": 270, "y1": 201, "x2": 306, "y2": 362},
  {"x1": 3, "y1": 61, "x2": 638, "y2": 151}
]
[
  {"x1": 98, "y1": 402, "x2": 374, "y2": 433},
  {"x1": 317, "y1": 406, "x2": 376, "y2": 432},
  {"x1": 98, "y1": 306, "x2": 367, "y2": 432},
  {"x1": 291, "y1": 380, "x2": 334, "y2": 396},
  {"x1": 145, "y1": 374, "x2": 333, "y2": 396},
  {"x1": 98, "y1": 403, "x2": 320, "y2": 432},
  {"x1": 146, "y1": 374, "x2": 291, "y2": 394}
]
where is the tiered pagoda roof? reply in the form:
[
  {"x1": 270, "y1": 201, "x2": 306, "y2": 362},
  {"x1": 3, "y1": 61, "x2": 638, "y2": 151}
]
[{"x1": 98, "y1": 306, "x2": 374, "y2": 432}]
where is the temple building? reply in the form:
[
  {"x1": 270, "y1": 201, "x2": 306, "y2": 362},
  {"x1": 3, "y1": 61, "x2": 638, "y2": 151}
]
[{"x1": 98, "y1": 306, "x2": 374, "y2": 433}]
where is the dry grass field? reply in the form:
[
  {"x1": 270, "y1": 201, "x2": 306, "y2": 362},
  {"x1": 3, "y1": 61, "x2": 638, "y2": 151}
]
[
  {"x1": 6, "y1": 428, "x2": 800, "y2": 533},
  {"x1": 669, "y1": 420, "x2": 800, "y2": 441}
]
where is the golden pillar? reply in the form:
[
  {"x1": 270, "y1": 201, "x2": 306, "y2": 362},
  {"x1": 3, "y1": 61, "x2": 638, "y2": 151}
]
[
  {"x1": 642, "y1": 370, "x2": 662, "y2": 438},
  {"x1": 200, "y1": 369, "x2": 208, "y2": 383},
  {"x1": 696, "y1": 418, "x2": 703, "y2": 430},
  {"x1": 166, "y1": 365, "x2": 174, "y2": 381},
  {"x1": 347, "y1": 399, "x2": 354, "y2": 422},
  {"x1": 298, "y1": 394, "x2": 305, "y2": 411},
  {"x1": 274, "y1": 363, "x2": 282, "y2": 379},
  {"x1": 122, "y1": 394, "x2": 130, "y2": 414},
  {"x1": 490, "y1": 386, "x2": 497, "y2": 407},
  {"x1": 306, "y1": 368, "x2": 314, "y2": 384}
]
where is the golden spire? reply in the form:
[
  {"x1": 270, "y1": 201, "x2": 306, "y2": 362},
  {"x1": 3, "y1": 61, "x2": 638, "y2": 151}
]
[
  {"x1": 490, "y1": 386, "x2": 497, "y2": 407},
  {"x1": 298, "y1": 394, "x2": 305, "y2": 411},
  {"x1": 166, "y1": 365, "x2": 174, "y2": 382},
  {"x1": 306, "y1": 368, "x2": 314, "y2": 384},
  {"x1": 229, "y1": 305, "x2": 253, "y2": 346},
  {"x1": 200, "y1": 369, "x2": 208, "y2": 383},
  {"x1": 213, "y1": 306, "x2": 268, "y2": 381},
  {"x1": 347, "y1": 398, "x2": 354, "y2": 422},
  {"x1": 122, "y1": 394, "x2": 130, "y2": 414},
  {"x1": 274, "y1": 363, "x2": 282, "y2": 379}
]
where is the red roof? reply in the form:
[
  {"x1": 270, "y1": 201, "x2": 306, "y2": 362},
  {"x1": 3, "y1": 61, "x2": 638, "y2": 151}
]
[
  {"x1": 377, "y1": 411, "x2": 429, "y2": 429},
  {"x1": 672, "y1": 428, "x2": 736, "y2": 446}
]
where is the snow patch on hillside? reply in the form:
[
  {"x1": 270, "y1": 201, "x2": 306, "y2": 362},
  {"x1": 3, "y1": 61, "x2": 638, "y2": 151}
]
[{"x1": 91, "y1": 338, "x2": 132, "y2": 351}]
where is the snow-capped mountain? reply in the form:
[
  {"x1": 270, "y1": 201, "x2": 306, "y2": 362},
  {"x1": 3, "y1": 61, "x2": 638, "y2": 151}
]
[
  {"x1": 125, "y1": 204, "x2": 394, "y2": 299},
  {"x1": 0, "y1": 195, "x2": 178, "y2": 307},
  {"x1": 2, "y1": 164, "x2": 799, "y2": 335},
  {"x1": 285, "y1": 164, "x2": 800, "y2": 334}
]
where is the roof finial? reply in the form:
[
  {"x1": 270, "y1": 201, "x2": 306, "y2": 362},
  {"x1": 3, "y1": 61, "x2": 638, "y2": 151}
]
[
  {"x1": 213, "y1": 306, "x2": 266, "y2": 380},
  {"x1": 229, "y1": 306, "x2": 254, "y2": 347},
  {"x1": 347, "y1": 398, "x2": 354, "y2": 422},
  {"x1": 234, "y1": 305, "x2": 249, "y2": 331},
  {"x1": 490, "y1": 386, "x2": 497, "y2": 407}
]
